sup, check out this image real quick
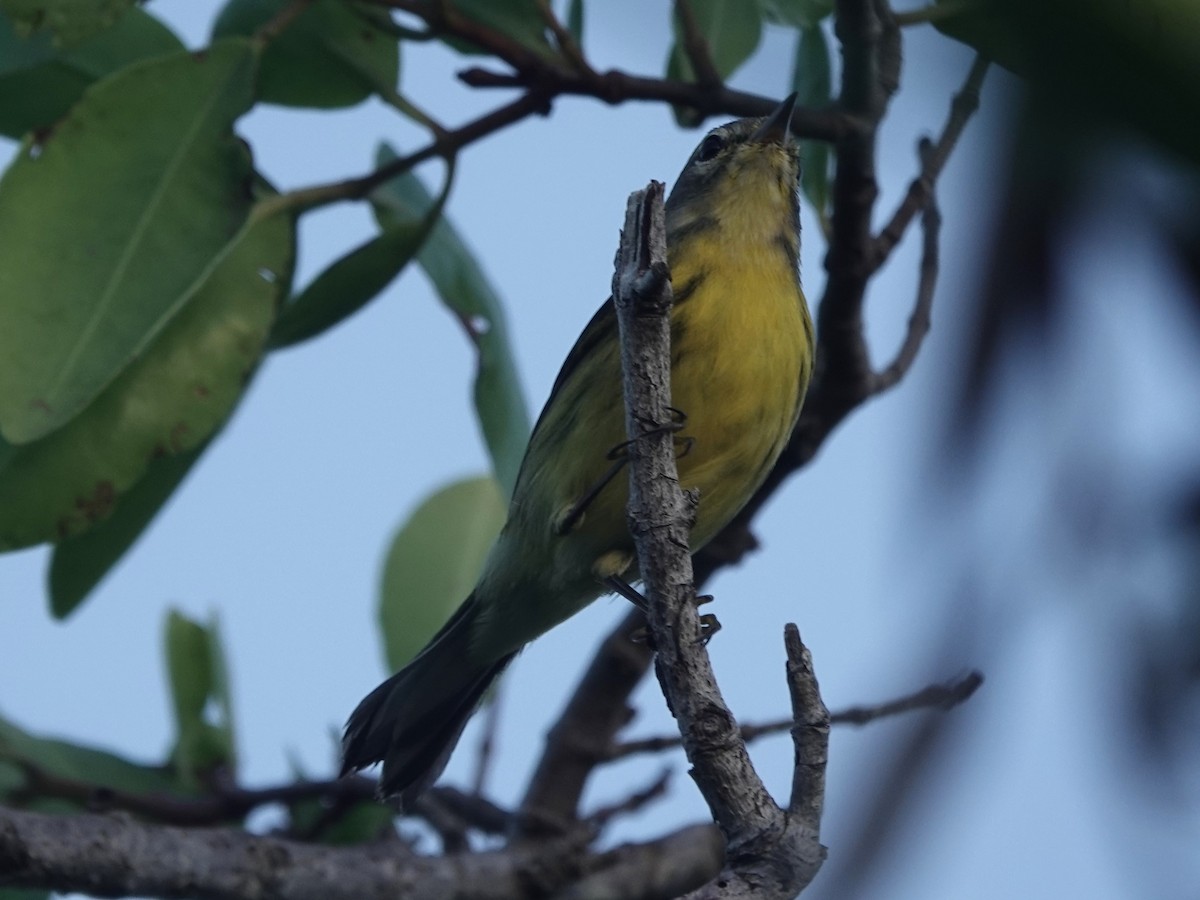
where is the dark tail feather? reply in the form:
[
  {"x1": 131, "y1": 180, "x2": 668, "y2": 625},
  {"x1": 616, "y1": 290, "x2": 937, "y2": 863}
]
[{"x1": 340, "y1": 593, "x2": 514, "y2": 809}]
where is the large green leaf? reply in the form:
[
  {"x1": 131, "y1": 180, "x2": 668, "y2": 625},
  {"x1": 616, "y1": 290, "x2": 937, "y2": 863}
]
[
  {"x1": 380, "y1": 476, "x2": 506, "y2": 670},
  {"x1": 212, "y1": 0, "x2": 398, "y2": 108},
  {"x1": 0, "y1": 0, "x2": 134, "y2": 46},
  {"x1": 443, "y1": 0, "x2": 555, "y2": 59},
  {"x1": 270, "y1": 164, "x2": 452, "y2": 349},
  {"x1": 791, "y1": 24, "x2": 832, "y2": 221},
  {"x1": 0, "y1": 7, "x2": 182, "y2": 139},
  {"x1": 0, "y1": 38, "x2": 259, "y2": 444},
  {"x1": 165, "y1": 610, "x2": 237, "y2": 785},
  {"x1": 0, "y1": 210, "x2": 293, "y2": 557},
  {"x1": 371, "y1": 144, "x2": 530, "y2": 498},
  {"x1": 666, "y1": 0, "x2": 763, "y2": 125}
]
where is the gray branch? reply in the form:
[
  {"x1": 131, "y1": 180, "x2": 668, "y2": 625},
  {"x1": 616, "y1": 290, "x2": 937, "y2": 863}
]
[
  {"x1": 0, "y1": 805, "x2": 722, "y2": 900},
  {"x1": 610, "y1": 184, "x2": 828, "y2": 898}
]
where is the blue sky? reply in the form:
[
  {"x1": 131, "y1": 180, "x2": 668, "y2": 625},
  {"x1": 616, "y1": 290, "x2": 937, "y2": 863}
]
[{"x1": 3, "y1": 3, "x2": 1199, "y2": 898}]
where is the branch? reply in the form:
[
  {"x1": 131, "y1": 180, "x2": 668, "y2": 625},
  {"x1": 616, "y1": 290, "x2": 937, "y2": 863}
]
[
  {"x1": 609, "y1": 669, "x2": 984, "y2": 759},
  {"x1": 252, "y1": 91, "x2": 552, "y2": 218},
  {"x1": 516, "y1": 609, "x2": 652, "y2": 835},
  {"x1": 555, "y1": 824, "x2": 724, "y2": 900},
  {"x1": 674, "y1": 0, "x2": 724, "y2": 87},
  {"x1": 872, "y1": 54, "x2": 988, "y2": 269},
  {"x1": 872, "y1": 136, "x2": 941, "y2": 392},
  {"x1": 6, "y1": 760, "x2": 509, "y2": 839},
  {"x1": 611, "y1": 185, "x2": 826, "y2": 898},
  {"x1": 361, "y1": 0, "x2": 849, "y2": 141}
]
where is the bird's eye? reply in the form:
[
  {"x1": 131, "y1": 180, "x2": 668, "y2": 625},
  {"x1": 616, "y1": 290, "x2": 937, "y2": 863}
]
[{"x1": 696, "y1": 133, "x2": 725, "y2": 162}]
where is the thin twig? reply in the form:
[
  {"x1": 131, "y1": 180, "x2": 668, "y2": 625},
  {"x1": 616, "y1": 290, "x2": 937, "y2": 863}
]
[
  {"x1": 535, "y1": 0, "x2": 594, "y2": 76},
  {"x1": 586, "y1": 769, "x2": 673, "y2": 828},
  {"x1": 872, "y1": 54, "x2": 988, "y2": 269},
  {"x1": 609, "y1": 669, "x2": 982, "y2": 759},
  {"x1": 873, "y1": 136, "x2": 941, "y2": 392},
  {"x1": 673, "y1": 0, "x2": 723, "y2": 87},
  {"x1": 252, "y1": 91, "x2": 551, "y2": 219}
]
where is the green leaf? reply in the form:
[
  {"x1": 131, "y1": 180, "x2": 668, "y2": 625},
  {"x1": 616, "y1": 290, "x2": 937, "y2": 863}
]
[
  {"x1": 443, "y1": 0, "x2": 555, "y2": 58},
  {"x1": 0, "y1": 208, "x2": 294, "y2": 558},
  {"x1": 791, "y1": 24, "x2": 832, "y2": 217},
  {"x1": 380, "y1": 476, "x2": 506, "y2": 670},
  {"x1": 270, "y1": 164, "x2": 453, "y2": 349},
  {"x1": 0, "y1": 39, "x2": 259, "y2": 445},
  {"x1": 212, "y1": 0, "x2": 399, "y2": 108},
  {"x1": 0, "y1": 887, "x2": 48, "y2": 900},
  {"x1": 756, "y1": 0, "x2": 833, "y2": 28},
  {"x1": 0, "y1": 7, "x2": 183, "y2": 139},
  {"x1": 0, "y1": 715, "x2": 186, "y2": 799},
  {"x1": 0, "y1": 0, "x2": 134, "y2": 46},
  {"x1": 165, "y1": 610, "x2": 237, "y2": 783},
  {"x1": 666, "y1": 0, "x2": 763, "y2": 125},
  {"x1": 371, "y1": 144, "x2": 530, "y2": 498},
  {"x1": 565, "y1": 0, "x2": 583, "y2": 44}
]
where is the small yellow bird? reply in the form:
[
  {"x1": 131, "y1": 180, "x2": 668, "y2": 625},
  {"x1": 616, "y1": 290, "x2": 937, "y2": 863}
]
[{"x1": 342, "y1": 94, "x2": 815, "y2": 807}]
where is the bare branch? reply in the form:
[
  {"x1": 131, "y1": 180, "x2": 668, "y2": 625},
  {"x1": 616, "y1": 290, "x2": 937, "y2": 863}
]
[
  {"x1": 673, "y1": 0, "x2": 724, "y2": 87},
  {"x1": 784, "y1": 626, "x2": 829, "y2": 830},
  {"x1": 253, "y1": 91, "x2": 552, "y2": 218},
  {"x1": 586, "y1": 769, "x2": 673, "y2": 829},
  {"x1": 872, "y1": 136, "x2": 942, "y2": 392},
  {"x1": 873, "y1": 54, "x2": 989, "y2": 269},
  {"x1": 534, "y1": 0, "x2": 594, "y2": 77},
  {"x1": 517, "y1": 609, "x2": 652, "y2": 836},
  {"x1": 608, "y1": 669, "x2": 985, "y2": 759},
  {"x1": 554, "y1": 824, "x2": 724, "y2": 900}
]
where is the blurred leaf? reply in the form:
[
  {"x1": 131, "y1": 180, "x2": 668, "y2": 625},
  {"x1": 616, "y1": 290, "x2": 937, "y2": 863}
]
[
  {"x1": 565, "y1": 0, "x2": 583, "y2": 43},
  {"x1": 270, "y1": 164, "x2": 453, "y2": 349},
  {"x1": 0, "y1": 0, "x2": 134, "y2": 46},
  {"x1": 380, "y1": 476, "x2": 506, "y2": 670},
  {"x1": 667, "y1": 0, "x2": 763, "y2": 125},
  {"x1": 0, "y1": 7, "x2": 182, "y2": 138},
  {"x1": 0, "y1": 39, "x2": 258, "y2": 445},
  {"x1": 0, "y1": 887, "x2": 47, "y2": 900},
  {"x1": 0, "y1": 715, "x2": 185, "y2": 798},
  {"x1": 443, "y1": 0, "x2": 555, "y2": 58},
  {"x1": 371, "y1": 144, "x2": 531, "y2": 497},
  {"x1": 791, "y1": 23, "x2": 832, "y2": 217},
  {"x1": 934, "y1": 0, "x2": 1200, "y2": 164},
  {"x1": 757, "y1": 0, "x2": 833, "y2": 27},
  {"x1": 165, "y1": 610, "x2": 236, "y2": 784},
  {"x1": 212, "y1": 0, "x2": 399, "y2": 108},
  {"x1": 0, "y1": 208, "x2": 293, "y2": 560}
]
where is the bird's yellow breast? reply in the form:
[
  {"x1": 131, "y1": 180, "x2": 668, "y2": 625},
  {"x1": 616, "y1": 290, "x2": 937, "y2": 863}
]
[{"x1": 665, "y1": 225, "x2": 812, "y2": 547}]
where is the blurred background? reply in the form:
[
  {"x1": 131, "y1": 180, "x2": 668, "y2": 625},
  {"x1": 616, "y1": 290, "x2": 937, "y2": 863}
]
[{"x1": 2, "y1": 1, "x2": 1199, "y2": 897}]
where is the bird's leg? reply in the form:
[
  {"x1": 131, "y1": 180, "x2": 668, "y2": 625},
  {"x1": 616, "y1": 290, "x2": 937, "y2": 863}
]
[
  {"x1": 603, "y1": 575, "x2": 720, "y2": 645},
  {"x1": 554, "y1": 407, "x2": 691, "y2": 536}
]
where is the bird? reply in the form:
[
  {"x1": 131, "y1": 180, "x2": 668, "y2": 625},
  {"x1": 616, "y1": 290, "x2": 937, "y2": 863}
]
[{"x1": 341, "y1": 93, "x2": 815, "y2": 808}]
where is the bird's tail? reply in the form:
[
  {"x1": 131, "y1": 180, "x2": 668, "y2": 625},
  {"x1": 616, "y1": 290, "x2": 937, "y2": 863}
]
[{"x1": 340, "y1": 592, "x2": 513, "y2": 808}]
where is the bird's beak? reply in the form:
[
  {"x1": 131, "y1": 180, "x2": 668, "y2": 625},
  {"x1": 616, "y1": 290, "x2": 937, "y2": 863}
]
[{"x1": 749, "y1": 92, "x2": 798, "y2": 145}]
